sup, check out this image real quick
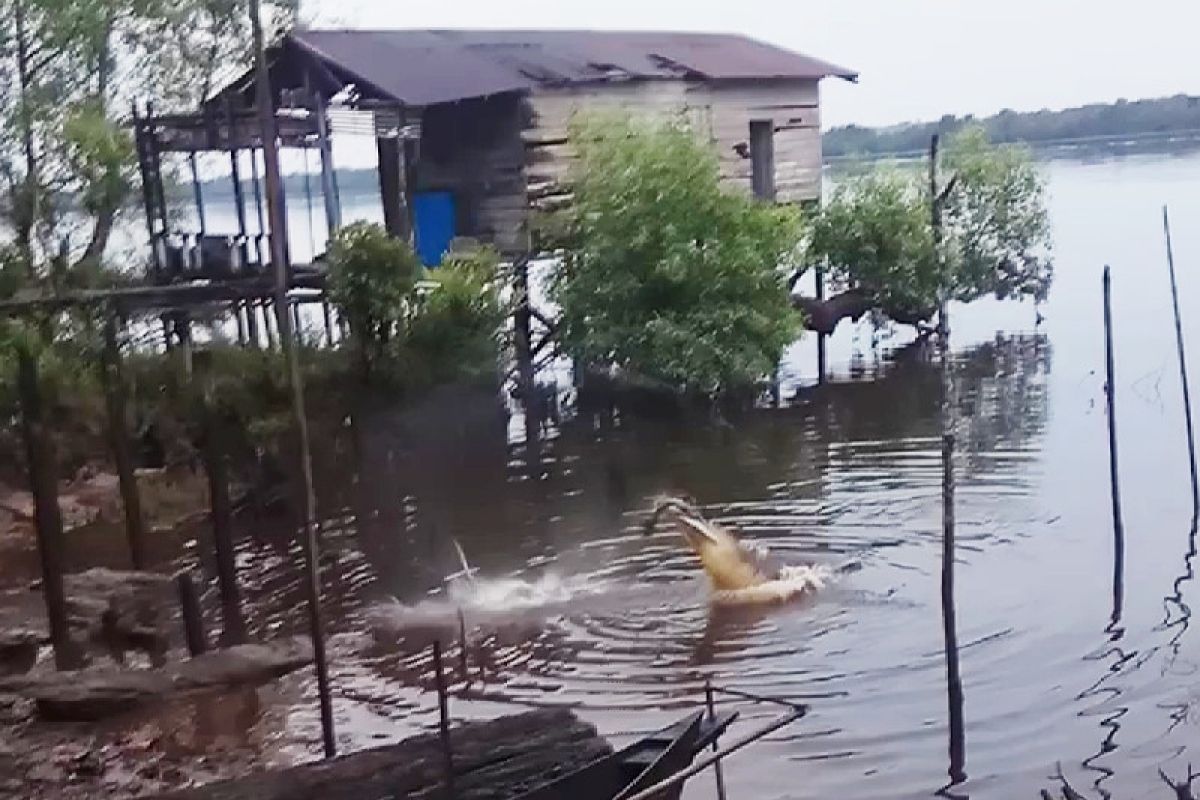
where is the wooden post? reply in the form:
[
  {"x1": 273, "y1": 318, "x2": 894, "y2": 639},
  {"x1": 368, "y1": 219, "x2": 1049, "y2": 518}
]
[
  {"x1": 457, "y1": 608, "x2": 469, "y2": 687},
  {"x1": 101, "y1": 316, "x2": 148, "y2": 570},
  {"x1": 433, "y1": 640, "x2": 456, "y2": 799},
  {"x1": 245, "y1": 300, "x2": 260, "y2": 349},
  {"x1": 704, "y1": 679, "x2": 728, "y2": 800},
  {"x1": 16, "y1": 342, "x2": 77, "y2": 669},
  {"x1": 1163, "y1": 206, "x2": 1199, "y2": 511},
  {"x1": 815, "y1": 266, "x2": 827, "y2": 385},
  {"x1": 940, "y1": 433, "x2": 966, "y2": 784},
  {"x1": 175, "y1": 571, "x2": 207, "y2": 656},
  {"x1": 931, "y1": 134, "x2": 966, "y2": 782},
  {"x1": 262, "y1": 301, "x2": 277, "y2": 349},
  {"x1": 1103, "y1": 265, "x2": 1125, "y2": 623},
  {"x1": 513, "y1": 256, "x2": 539, "y2": 448},
  {"x1": 178, "y1": 313, "x2": 194, "y2": 381},
  {"x1": 251, "y1": 0, "x2": 336, "y2": 759},
  {"x1": 234, "y1": 302, "x2": 247, "y2": 346},
  {"x1": 196, "y1": 352, "x2": 246, "y2": 645},
  {"x1": 322, "y1": 301, "x2": 335, "y2": 347}
]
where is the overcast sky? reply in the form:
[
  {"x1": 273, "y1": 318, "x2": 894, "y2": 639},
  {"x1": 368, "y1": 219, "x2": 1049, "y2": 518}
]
[{"x1": 304, "y1": 0, "x2": 1198, "y2": 129}]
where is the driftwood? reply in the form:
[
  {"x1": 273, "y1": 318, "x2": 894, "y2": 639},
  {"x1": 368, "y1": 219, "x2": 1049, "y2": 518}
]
[
  {"x1": 0, "y1": 638, "x2": 311, "y2": 721},
  {"x1": 146, "y1": 708, "x2": 611, "y2": 800}
]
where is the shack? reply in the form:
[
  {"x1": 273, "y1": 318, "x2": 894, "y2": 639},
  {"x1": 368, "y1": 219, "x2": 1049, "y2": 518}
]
[{"x1": 136, "y1": 28, "x2": 856, "y2": 276}]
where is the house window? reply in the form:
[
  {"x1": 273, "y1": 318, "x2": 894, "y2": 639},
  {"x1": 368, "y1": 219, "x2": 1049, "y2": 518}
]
[{"x1": 749, "y1": 120, "x2": 776, "y2": 201}]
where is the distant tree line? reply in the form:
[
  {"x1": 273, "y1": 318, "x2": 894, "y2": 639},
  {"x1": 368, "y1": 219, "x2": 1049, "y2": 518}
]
[{"x1": 825, "y1": 94, "x2": 1200, "y2": 158}]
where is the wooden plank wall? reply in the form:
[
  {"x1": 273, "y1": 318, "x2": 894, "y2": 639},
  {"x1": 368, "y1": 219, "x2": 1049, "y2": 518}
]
[
  {"x1": 523, "y1": 77, "x2": 823, "y2": 214},
  {"x1": 412, "y1": 94, "x2": 530, "y2": 254}
]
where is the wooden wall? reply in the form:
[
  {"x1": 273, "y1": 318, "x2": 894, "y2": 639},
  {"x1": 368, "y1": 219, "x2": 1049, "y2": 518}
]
[
  {"x1": 522, "y1": 77, "x2": 824, "y2": 215},
  {"x1": 409, "y1": 78, "x2": 824, "y2": 256},
  {"x1": 412, "y1": 94, "x2": 529, "y2": 254}
]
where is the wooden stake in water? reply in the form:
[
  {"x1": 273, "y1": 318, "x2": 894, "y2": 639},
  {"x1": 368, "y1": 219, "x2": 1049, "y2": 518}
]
[
  {"x1": 931, "y1": 133, "x2": 965, "y2": 786},
  {"x1": 704, "y1": 679, "x2": 728, "y2": 800},
  {"x1": 433, "y1": 641, "x2": 456, "y2": 799},
  {"x1": 1103, "y1": 266, "x2": 1125, "y2": 623},
  {"x1": 1163, "y1": 206, "x2": 1199, "y2": 511}
]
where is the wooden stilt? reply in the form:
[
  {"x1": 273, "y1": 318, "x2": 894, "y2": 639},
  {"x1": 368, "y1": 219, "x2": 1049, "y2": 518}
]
[
  {"x1": 322, "y1": 301, "x2": 334, "y2": 347},
  {"x1": 195, "y1": 352, "x2": 246, "y2": 645},
  {"x1": 176, "y1": 571, "x2": 207, "y2": 656},
  {"x1": 101, "y1": 316, "x2": 148, "y2": 570}
]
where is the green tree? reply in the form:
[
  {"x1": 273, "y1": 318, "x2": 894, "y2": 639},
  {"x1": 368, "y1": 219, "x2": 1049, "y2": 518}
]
[
  {"x1": 325, "y1": 221, "x2": 423, "y2": 378},
  {"x1": 798, "y1": 127, "x2": 1052, "y2": 333},
  {"x1": 549, "y1": 115, "x2": 802, "y2": 396},
  {"x1": 0, "y1": 0, "x2": 295, "y2": 296}
]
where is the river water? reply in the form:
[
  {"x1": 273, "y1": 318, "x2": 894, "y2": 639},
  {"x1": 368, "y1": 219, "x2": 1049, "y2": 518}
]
[{"x1": 12, "y1": 150, "x2": 1200, "y2": 799}]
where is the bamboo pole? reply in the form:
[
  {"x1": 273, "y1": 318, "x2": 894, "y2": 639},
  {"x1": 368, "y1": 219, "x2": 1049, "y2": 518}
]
[
  {"x1": 1163, "y1": 206, "x2": 1199, "y2": 510},
  {"x1": 101, "y1": 315, "x2": 148, "y2": 570},
  {"x1": 1103, "y1": 265, "x2": 1125, "y2": 624},
  {"x1": 250, "y1": 0, "x2": 335, "y2": 758}
]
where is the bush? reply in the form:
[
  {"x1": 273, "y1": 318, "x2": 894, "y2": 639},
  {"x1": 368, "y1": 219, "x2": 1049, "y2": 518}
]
[{"x1": 326, "y1": 221, "x2": 423, "y2": 377}]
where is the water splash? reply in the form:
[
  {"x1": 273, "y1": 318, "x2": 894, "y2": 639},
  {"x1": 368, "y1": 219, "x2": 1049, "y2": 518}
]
[{"x1": 710, "y1": 563, "x2": 833, "y2": 606}]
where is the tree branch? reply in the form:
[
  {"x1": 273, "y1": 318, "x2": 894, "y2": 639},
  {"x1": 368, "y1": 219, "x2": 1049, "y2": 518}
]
[{"x1": 792, "y1": 289, "x2": 937, "y2": 335}]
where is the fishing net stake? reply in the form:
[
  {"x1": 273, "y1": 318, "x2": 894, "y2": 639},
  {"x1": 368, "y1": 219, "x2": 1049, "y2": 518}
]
[{"x1": 704, "y1": 679, "x2": 728, "y2": 800}]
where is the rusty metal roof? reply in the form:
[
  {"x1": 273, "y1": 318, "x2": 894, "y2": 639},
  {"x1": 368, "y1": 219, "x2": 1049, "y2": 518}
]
[{"x1": 287, "y1": 29, "x2": 857, "y2": 106}]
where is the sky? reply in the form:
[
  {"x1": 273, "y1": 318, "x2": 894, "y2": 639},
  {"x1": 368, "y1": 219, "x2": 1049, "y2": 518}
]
[{"x1": 303, "y1": 0, "x2": 1200, "y2": 129}]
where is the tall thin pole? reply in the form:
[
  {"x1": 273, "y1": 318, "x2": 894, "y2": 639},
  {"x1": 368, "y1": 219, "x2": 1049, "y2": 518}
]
[
  {"x1": 1163, "y1": 206, "x2": 1199, "y2": 510},
  {"x1": 704, "y1": 679, "x2": 729, "y2": 800},
  {"x1": 1103, "y1": 265, "x2": 1125, "y2": 624},
  {"x1": 433, "y1": 641, "x2": 456, "y2": 799},
  {"x1": 250, "y1": 0, "x2": 336, "y2": 758},
  {"x1": 931, "y1": 134, "x2": 965, "y2": 786}
]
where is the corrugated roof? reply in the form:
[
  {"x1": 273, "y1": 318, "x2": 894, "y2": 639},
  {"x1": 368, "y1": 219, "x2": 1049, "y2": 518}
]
[{"x1": 288, "y1": 29, "x2": 857, "y2": 106}]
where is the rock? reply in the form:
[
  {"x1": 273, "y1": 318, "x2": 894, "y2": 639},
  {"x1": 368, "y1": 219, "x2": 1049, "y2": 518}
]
[{"x1": 0, "y1": 638, "x2": 312, "y2": 722}]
